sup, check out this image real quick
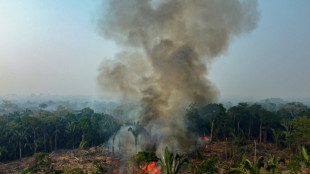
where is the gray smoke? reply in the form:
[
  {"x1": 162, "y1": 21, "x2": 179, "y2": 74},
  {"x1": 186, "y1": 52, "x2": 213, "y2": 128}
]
[{"x1": 98, "y1": 0, "x2": 259, "y2": 151}]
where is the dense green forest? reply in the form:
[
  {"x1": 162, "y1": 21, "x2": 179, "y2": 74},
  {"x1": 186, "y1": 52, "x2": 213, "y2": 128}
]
[
  {"x1": 0, "y1": 106, "x2": 120, "y2": 161},
  {"x1": 1, "y1": 101, "x2": 310, "y2": 173},
  {"x1": 186, "y1": 102, "x2": 310, "y2": 153}
]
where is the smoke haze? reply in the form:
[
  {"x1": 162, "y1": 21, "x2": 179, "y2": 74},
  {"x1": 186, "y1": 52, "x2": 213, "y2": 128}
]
[{"x1": 98, "y1": 0, "x2": 259, "y2": 151}]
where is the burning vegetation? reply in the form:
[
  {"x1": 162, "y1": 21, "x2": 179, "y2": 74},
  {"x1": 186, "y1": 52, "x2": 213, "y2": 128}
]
[
  {"x1": 1, "y1": 102, "x2": 310, "y2": 173},
  {"x1": 98, "y1": 0, "x2": 259, "y2": 158},
  {"x1": 2, "y1": 0, "x2": 310, "y2": 173}
]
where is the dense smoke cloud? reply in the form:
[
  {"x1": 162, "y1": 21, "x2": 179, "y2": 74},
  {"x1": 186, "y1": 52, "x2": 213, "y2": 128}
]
[{"x1": 98, "y1": 0, "x2": 259, "y2": 151}]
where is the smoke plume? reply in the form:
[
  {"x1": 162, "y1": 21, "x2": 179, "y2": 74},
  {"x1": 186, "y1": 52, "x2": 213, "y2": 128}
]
[{"x1": 98, "y1": 0, "x2": 259, "y2": 151}]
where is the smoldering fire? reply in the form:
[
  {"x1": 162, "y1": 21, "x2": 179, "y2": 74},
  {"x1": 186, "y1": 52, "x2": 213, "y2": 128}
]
[{"x1": 97, "y1": 0, "x2": 259, "y2": 153}]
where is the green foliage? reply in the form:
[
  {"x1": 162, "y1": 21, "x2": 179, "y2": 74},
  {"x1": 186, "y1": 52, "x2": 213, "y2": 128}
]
[
  {"x1": 69, "y1": 167, "x2": 87, "y2": 174},
  {"x1": 194, "y1": 156, "x2": 218, "y2": 174},
  {"x1": 21, "y1": 166, "x2": 36, "y2": 174},
  {"x1": 229, "y1": 154, "x2": 264, "y2": 174},
  {"x1": 130, "y1": 151, "x2": 159, "y2": 166},
  {"x1": 159, "y1": 147, "x2": 189, "y2": 174},
  {"x1": 228, "y1": 169, "x2": 246, "y2": 174},
  {"x1": 79, "y1": 139, "x2": 87, "y2": 150},
  {"x1": 266, "y1": 154, "x2": 285, "y2": 174},
  {"x1": 302, "y1": 146, "x2": 309, "y2": 162},
  {"x1": 270, "y1": 128, "x2": 282, "y2": 147},
  {"x1": 291, "y1": 115, "x2": 310, "y2": 151},
  {"x1": 186, "y1": 103, "x2": 226, "y2": 137},
  {"x1": 34, "y1": 152, "x2": 52, "y2": 172},
  {"x1": 0, "y1": 146, "x2": 7, "y2": 159},
  {"x1": 22, "y1": 152, "x2": 53, "y2": 173},
  {"x1": 0, "y1": 106, "x2": 121, "y2": 162},
  {"x1": 302, "y1": 146, "x2": 310, "y2": 173},
  {"x1": 91, "y1": 162, "x2": 107, "y2": 174},
  {"x1": 194, "y1": 150, "x2": 203, "y2": 160},
  {"x1": 287, "y1": 155, "x2": 302, "y2": 174},
  {"x1": 230, "y1": 129, "x2": 246, "y2": 146}
]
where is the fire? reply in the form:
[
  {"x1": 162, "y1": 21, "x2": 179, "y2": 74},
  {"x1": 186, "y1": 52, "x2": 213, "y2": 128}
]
[
  {"x1": 204, "y1": 133, "x2": 209, "y2": 141},
  {"x1": 140, "y1": 161, "x2": 161, "y2": 174},
  {"x1": 205, "y1": 145, "x2": 208, "y2": 149},
  {"x1": 112, "y1": 161, "x2": 118, "y2": 174}
]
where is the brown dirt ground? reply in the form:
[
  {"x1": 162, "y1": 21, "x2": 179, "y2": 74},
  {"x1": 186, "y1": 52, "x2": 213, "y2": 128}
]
[{"x1": 0, "y1": 142, "x2": 307, "y2": 174}]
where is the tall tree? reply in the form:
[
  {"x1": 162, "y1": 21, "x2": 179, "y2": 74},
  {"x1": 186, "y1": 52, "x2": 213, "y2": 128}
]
[
  {"x1": 15, "y1": 129, "x2": 30, "y2": 160},
  {"x1": 291, "y1": 115, "x2": 310, "y2": 154}
]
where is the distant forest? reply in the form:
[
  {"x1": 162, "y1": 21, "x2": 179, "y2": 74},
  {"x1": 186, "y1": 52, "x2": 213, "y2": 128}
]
[{"x1": 0, "y1": 99, "x2": 310, "y2": 163}]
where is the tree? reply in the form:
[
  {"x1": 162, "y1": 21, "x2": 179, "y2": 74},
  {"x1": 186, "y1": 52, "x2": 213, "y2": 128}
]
[
  {"x1": 65, "y1": 121, "x2": 79, "y2": 149},
  {"x1": 15, "y1": 129, "x2": 30, "y2": 160},
  {"x1": 42, "y1": 116, "x2": 60, "y2": 152},
  {"x1": 290, "y1": 115, "x2": 310, "y2": 154},
  {"x1": 159, "y1": 147, "x2": 188, "y2": 174},
  {"x1": 21, "y1": 116, "x2": 40, "y2": 153},
  {"x1": 200, "y1": 103, "x2": 226, "y2": 141},
  {"x1": 39, "y1": 103, "x2": 48, "y2": 110},
  {"x1": 270, "y1": 128, "x2": 282, "y2": 148},
  {"x1": 227, "y1": 104, "x2": 249, "y2": 139},
  {"x1": 0, "y1": 146, "x2": 7, "y2": 160}
]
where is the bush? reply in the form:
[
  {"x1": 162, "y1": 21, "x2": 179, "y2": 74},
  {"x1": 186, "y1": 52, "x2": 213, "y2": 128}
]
[
  {"x1": 195, "y1": 157, "x2": 218, "y2": 174},
  {"x1": 130, "y1": 151, "x2": 159, "y2": 166}
]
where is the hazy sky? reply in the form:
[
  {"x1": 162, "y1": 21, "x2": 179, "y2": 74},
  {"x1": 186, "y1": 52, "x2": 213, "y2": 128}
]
[{"x1": 0, "y1": 0, "x2": 309, "y2": 99}]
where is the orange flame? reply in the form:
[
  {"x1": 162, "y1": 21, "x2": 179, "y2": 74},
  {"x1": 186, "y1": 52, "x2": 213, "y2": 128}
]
[
  {"x1": 204, "y1": 133, "x2": 209, "y2": 141},
  {"x1": 140, "y1": 161, "x2": 161, "y2": 174},
  {"x1": 112, "y1": 161, "x2": 118, "y2": 174},
  {"x1": 205, "y1": 145, "x2": 208, "y2": 149}
]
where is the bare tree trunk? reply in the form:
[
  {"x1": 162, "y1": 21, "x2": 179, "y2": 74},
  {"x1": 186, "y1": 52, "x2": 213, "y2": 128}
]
[
  {"x1": 72, "y1": 135, "x2": 75, "y2": 150},
  {"x1": 225, "y1": 137, "x2": 228, "y2": 160},
  {"x1": 289, "y1": 143, "x2": 292, "y2": 162},
  {"x1": 238, "y1": 121, "x2": 240, "y2": 135},
  {"x1": 33, "y1": 129, "x2": 36, "y2": 153},
  {"x1": 234, "y1": 116, "x2": 236, "y2": 133},
  {"x1": 254, "y1": 140, "x2": 257, "y2": 168},
  {"x1": 112, "y1": 135, "x2": 115, "y2": 154},
  {"x1": 44, "y1": 133, "x2": 47, "y2": 152},
  {"x1": 248, "y1": 127, "x2": 251, "y2": 140},
  {"x1": 118, "y1": 137, "x2": 121, "y2": 152},
  {"x1": 49, "y1": 137, "x2": 53, "y2": 152},
  {"x1": 55, "y1": 126, "x2": 58, "y2": 151},
  {"x1": 54, "y1": 131, "x2": 57, "y2": 151},
  {"x1": 19, "y1": 143, "x2": 22, "y2": 160},
  {"x1": 210, "y1": 120, "x2": 214, "y2": 142},
  {"x1": 259, "y1": 122, "x2": 262, "y2": 144}
]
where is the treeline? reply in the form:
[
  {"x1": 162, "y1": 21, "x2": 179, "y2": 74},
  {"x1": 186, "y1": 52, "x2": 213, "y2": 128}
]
[
  {"x1": 1, "y1": 101, "x2": 310, "y2": 163},
  {"x1": 186, "y1": 102, "x2": 310, "y2": 154},
  {"x1": 0, "y1": 106, "x2": 120, "y2": 162}
]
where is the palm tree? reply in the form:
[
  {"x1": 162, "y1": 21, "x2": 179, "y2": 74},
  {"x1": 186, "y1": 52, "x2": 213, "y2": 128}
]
[
  {"x1": 15, "y1": 129, "x2": 30, "y2": 160},
  {"x1": 159, "y1": 146, "x2": 189, "y2": 174},
  {"x1": 229, "y1": 154, "x2": 264, "y2": 174},
  {"x1": 271, "y1": 128, "x2": 282, "y2": 148},
  {"x1": 54, "y1": 125, "x2": 60, "y2": 151},
  {"x1": 281, "y1": 123, "x2": 292, "y2": 160},
  {"x1": 266, "y1": 154, "x2": 285, "y2": 174},
  {"x1": 65, "y1": 121, "x2": 78, "y2": 149}
]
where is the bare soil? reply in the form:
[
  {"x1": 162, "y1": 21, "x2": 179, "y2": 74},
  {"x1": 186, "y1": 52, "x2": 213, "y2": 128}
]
[{"x1": 0, "y1": 142, "x2": 304, "y2": 174}]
